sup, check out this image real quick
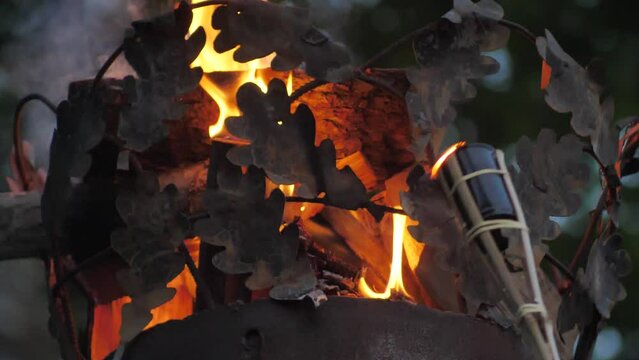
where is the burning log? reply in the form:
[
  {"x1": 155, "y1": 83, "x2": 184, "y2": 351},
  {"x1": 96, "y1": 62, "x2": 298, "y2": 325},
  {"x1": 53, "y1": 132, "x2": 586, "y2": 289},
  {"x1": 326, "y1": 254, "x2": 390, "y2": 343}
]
[{"x1": 137, "y1": 69, "x2": 414, "y2": 189}]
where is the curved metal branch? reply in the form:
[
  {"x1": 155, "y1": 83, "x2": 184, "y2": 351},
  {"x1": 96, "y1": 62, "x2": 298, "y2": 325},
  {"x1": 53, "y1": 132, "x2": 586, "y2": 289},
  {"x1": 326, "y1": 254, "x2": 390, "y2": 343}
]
[
  {"x1": 497, "y1": 19, "x2": 537, "y2": 45},
  {"x1": 353, "y1": 71, "x2": 403, "y2": 99},
  {"x1": 289, "y1": 79, "x2": 328, "y2": 102},
  {"x1": 12, "y1": 94, "x2": 57, "y2": 191},
  {"x1": 92, "y1": 44, "x2": 124, "y2": 92},
  {"x1": 285, "y1": 196, "x2": 407, "y2": 216}
]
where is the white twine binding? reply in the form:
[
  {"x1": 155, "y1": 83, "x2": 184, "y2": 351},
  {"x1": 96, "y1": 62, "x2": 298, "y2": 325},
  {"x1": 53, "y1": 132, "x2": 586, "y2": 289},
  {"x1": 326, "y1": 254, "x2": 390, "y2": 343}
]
[
  {"x1": 517, "y1": 303, "x2": 547, "y2": 320},
  {"x1": 447, "y1": 168, "x2": 507, "y2": 198},
  {"x1": 465, "y1": 219, "x2": 527, "y2": 244},
  {"x1": 445, "y1": 151, "x2": 561, "y2": 360},
  {"x1": 495, "y1": 151, "x2": 561, "y2": 360}
]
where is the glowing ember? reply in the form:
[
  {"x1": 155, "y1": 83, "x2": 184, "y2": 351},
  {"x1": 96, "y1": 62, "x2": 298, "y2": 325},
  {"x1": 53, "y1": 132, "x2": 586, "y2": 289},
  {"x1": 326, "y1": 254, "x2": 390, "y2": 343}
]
[
  {"x1": 188, "y1": 1, "x2": 293, "y2": 139},
  {"x1": 279, "y1": 184, "x2": 295, "y2": 197},
  {"x1": 358, "y1": 212, "x2": 411, "y2": 299},
  {"x1": 430, "y1": 141, "x2": 466, "y2": 179}
]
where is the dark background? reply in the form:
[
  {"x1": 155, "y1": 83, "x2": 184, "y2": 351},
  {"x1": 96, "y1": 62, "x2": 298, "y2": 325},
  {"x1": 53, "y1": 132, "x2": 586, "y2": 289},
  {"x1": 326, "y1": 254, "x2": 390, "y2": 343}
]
[{"x1": 0, "y1": 0, "x2": 637, "y2": 359}]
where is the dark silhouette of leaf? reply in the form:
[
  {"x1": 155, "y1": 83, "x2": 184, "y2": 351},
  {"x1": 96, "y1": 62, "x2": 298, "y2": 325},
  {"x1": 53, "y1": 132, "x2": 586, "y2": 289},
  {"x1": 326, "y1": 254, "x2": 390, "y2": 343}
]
[
  {"x1": 510, "y1": 129, "x2": 589, "y2": 246},
  {"x1": 400, "y1": 164, "x2": 569, "y2": 343},
  {"x1": 400, "y1": 165, "x2": 464, "y2": 271},
  {"x1": 583, "y1": 233, "x2": 631, "y2": 318},
  {"x1": 316, "y1": 139, "x2": 368, "y2": 210},
  {"x1": 110, "y1": 171, "x2": 186, "y2": 341},
  {"x1": 212, "y1": 0, "x2": 351, "y2": 81},
  {"x1": 119, "y1": 2, "x2": 205, "y2": 151},
  {"x1": 400, "y1": 166, "x2": 507, "y2": 319},
  {"x1": 558, "y1": 233, "x2": 631, "y2": 335},
  {"x1": 226, "y1": 79, "x2": 368, "y2": 209},
  {"x1": 407, "y1": 0, "x2": 508, "y2": 158},
  {"x1": 42, "y1": 96, "x2": 106, "y2": 237},
  {"x1": 536, "y1": 30, "x2": 618, "y2": 165},
  {"x1": 112, "y1": 172, "x2": 186, "y2": 290},
  {"x1": 557, "y1": 276, "x2": 593, "y2": 335},
  {"x1": 119, "y1": 286, "x2": 177, "y2": 342},
  {"x1": 226, "y1": 80, "x2": 317, "y2": 196},
  {"x1": 194, "y1": 149, "x2": 316, "y2": 298}
]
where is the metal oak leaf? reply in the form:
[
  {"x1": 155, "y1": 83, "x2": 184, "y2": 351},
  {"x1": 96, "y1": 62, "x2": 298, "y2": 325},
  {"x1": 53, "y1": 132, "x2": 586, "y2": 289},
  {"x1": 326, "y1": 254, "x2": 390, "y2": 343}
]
[
  {"x1": 407, "y1": 0, "x2": 509, "y2": 158},
  {"x1": 537, "y1": 30, "x2": 617, "y2": 166},
  {"x1": 226, "y1": 79, "x2": 368, "y2": 209},
  {"x1": 317, "y1": 139, "x2": 368, "y2": 210},
  {"x1": 119, "y1": 1, "x2": 205, "y2": 151},
  {"x1": 558, "y1": 234, "x2": 632, "y2": 334},
  {"x1": 400, "y1": 166, "x2": 512, "y2": 323},
  {"x1": 401, "y1": 166, "x2": 464, "y2": 270},
  {"x1": 194, "y1": 150, "x2": 316, "y2": 298},
  {"x1": 510, "y1": 129, "x2": 589, "y2": 246},
  {"x1": 212, "y1": 0, "x2": 351, "y2": 80},
  {"x1": 583, "y1": 233, "x2": 631, "y2": 318},
  {"x1": 42, "y1": 97, "x2": 106, "y2": 237},
  {"x1": 111, "y1": 171, "x2": 186, "y2": 295},
  {"x1": 227, "y1": 80, "x2": 318, "y2": 197},
  {"x1": 119, "y1": 286, "x2": 177, "y2": 342}
]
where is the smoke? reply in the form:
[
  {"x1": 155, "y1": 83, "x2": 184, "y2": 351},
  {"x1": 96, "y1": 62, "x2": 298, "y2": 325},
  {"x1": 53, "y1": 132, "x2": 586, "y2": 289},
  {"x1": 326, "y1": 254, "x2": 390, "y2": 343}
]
[
  {"x1": 0, "y1": 1, "x2": 172, "y2": 358},
  {"x1": 292, "y1": 0, "x2": 381, "y2": 41},
  {"x1": 0, "y1": 0, "x2": 176, "y2": 177}
]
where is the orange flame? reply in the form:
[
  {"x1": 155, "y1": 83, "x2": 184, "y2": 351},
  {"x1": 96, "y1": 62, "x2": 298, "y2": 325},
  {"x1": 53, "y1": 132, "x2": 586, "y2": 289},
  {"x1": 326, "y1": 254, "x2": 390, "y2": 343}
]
[
  {"x1": 430, "y1": 141, "x2": 466, "y2": 179},
  {"x1": 91, "y1": 238, "x2": 200, "y2": 359},
  {"x1": 188, "y1": 1, "x2": 292, "y2": 138},
  {"x1": 358, "y1": 212, "x2": 410, "y2": 299},
  {"x1": 279, "y1": 184, "x2": 295, "y2": 197}
]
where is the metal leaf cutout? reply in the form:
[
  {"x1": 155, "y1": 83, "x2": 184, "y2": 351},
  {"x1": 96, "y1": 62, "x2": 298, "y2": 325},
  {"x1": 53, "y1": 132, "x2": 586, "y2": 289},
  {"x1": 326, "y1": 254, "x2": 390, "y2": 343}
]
[
  {"x1": 42, "y1": 96, "x2": 106, "y2": 237},
  {"x1": 583, "y1": 233, "x2": 631, "y2": 318},
  {"x1": 119, "y1": 1, "x2": 205, "y2": 151},
  {"x1": 194, "y1": 148, "x2": 316, "y2": 299},
  {"x1": 558, "y1": 233, "x2": 632, "y2": 334},
  {"x1": 400, "y1": 165, "x2": 464, "y2": 271},
  {"x1": 226, "y1": 79, "x2": 368, "y2": 210},
  {"x1": 212, "y1": 0, "x2": 352, "y2": 81},
  {"x1": 111, "y1": 171, "x2": 186, "y2": 338},
  {"x1": 537, "y1": 30, "x2": 618, "y2": 166},
  {"x1": 509, "y1": 129, "x2": 590, "y2": 246},
  {"x1": 407, "y1": 0, "x2": 509, "y2": 158},
  {"x1": 400, "y1": 165, "x2": 513, "y2": 323},
  {"x1": 226, "y1": 80, "x2": 318, "y2": 197}
]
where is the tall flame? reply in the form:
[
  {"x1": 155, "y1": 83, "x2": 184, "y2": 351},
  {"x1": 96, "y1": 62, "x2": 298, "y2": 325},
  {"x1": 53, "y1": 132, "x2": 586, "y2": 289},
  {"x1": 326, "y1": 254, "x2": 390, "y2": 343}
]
[
  {"x1": 188, "y1": 1, "x2": 292, "y2": 138},
  {"x1": 358, "y1": 213, "x2": 410, "y2": 299}
]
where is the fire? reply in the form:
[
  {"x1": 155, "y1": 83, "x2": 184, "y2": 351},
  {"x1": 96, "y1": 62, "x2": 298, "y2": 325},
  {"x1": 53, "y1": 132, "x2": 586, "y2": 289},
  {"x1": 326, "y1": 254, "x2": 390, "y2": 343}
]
[
  {"x1": 188, "y1": 1, "x2": 293, "y2": 139},
  {"x1": 279, "y1": 184, "x2": 295, "y2": 197},
  {"x1": 91, "y1": 238, "x2": 200, "y2": 360},
  {"x1": 430, "y1": 141, "x2": 466, "y2": 179},
  {"x1": 358, "y1": 212, "x2": 411, "y2": 299}
]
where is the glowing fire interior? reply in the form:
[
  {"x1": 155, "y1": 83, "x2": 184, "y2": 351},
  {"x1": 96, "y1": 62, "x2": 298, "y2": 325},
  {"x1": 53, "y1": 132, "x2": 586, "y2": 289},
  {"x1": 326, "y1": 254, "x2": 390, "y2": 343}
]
[
  {"x1": 358, "y1": 212, "x2": 411, "y2": 299},
  {"x1": 90, "y1": 1, "x2": 456, "y2": 356},
  {"x1": 188, "y1": 1, "x2": 292, "y2": 138}
]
